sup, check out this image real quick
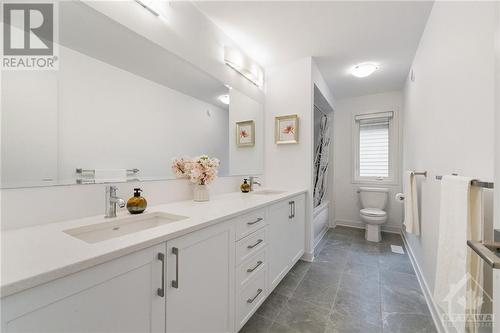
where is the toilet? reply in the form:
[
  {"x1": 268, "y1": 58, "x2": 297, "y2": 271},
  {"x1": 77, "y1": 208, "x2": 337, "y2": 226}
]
[{"x1": 359, "y1": 187, "x2": 389, "y2": 242}]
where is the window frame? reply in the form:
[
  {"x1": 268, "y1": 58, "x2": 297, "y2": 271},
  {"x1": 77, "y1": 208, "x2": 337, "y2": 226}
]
[{"x1": 351, "y1": 110, "x2": 399, "y2": 185}]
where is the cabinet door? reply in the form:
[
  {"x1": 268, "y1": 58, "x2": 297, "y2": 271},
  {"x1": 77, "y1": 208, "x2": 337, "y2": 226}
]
[
  {"x1": 268, "y1": 199, "x2": 293, "y2": 289},
  {"x1": 289, "y1": 195, "x2": 306, "y2": 263},
  {"x1": 2, "y1": 244, "x2": 166, "y2": 333},
  {"x1": 166, "y1": 222, "x2": 235, "y2": 333}
]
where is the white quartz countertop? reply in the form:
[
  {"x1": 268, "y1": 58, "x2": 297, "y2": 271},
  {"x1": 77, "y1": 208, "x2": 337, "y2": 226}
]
[{"x1": 1, "y1": 189, "x2": 306, "y2": 297}]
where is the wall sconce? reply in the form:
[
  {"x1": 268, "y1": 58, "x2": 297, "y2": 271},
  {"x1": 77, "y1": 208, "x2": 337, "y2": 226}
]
[{"x1": 224, "y1": 46, "x2": 264, "y2": 88}]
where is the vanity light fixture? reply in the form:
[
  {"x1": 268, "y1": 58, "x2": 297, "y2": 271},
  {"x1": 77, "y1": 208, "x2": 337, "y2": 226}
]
[
  {"x1": 135, "y1": 0, "x2": 160, "y2": 16},
  {"x1": 351, "y1": 62, "x2": 379, "y2": 78},
  {"x1": 224, "y1": 46, "x2": 264, "y2": 88},
  {"x1": 218, "y1": 94, "x2": 230, "y2": 105}
]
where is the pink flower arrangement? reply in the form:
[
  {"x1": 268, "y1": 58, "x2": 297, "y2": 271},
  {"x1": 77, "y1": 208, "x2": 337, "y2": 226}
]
[{"x1": 171, "y1": 155, "x2": 220, "y2": 185}]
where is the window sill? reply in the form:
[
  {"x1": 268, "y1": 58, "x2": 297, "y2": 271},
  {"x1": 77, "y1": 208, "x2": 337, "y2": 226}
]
[{"x1": 351, "y1": 178, "x2": 399, "y2": 186}]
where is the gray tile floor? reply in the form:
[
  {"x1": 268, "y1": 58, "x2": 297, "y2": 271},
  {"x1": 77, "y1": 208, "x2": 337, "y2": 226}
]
[{"x1": 240, "y1": 226, "x2": 437, "y2": 333}]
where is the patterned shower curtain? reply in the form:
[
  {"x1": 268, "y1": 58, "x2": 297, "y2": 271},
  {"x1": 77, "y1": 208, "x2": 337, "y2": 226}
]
[{"x1": 313, "y1": 111, "x2": 331, "y2": 208}]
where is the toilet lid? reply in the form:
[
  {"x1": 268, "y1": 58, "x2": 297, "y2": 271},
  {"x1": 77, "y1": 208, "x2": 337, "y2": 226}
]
[{"x1": 360, "y1": 208, "x2": 386, "y2": 217}]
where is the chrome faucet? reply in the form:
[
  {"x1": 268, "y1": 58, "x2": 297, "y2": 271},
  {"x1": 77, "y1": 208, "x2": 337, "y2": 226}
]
[
  {"x1": 248, "y1": 176, "x2": 262, "y2": 191},
  {"x1": 105, "y1": 185, "x2": 126, "y2": 218}
]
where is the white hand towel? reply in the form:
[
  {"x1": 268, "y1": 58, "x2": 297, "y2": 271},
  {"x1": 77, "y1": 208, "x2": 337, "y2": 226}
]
[
  {"x1": 403, "y1": 171, "x2": 420, "y2": 235},
  {"x1": 433, "y1": 176, "x2": 484, "y2": 333},
  {"x1": 93, "y1": 169, "x2": 127, "y2": 182}
]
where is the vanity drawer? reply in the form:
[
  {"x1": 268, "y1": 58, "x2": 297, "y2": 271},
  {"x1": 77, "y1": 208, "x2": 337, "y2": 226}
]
[
  {"x1": 235, "y1": 208, "x2": 266, "y2": 241},
  {"x1": 236, "y1": 247, "x2": 266, "y2": 289},
  {"x1": 236, "y1": 227, "x2": 267, "y2": 265},
  {"x1": 236, "y1": 268, "x2": 267, "y2": 330}
]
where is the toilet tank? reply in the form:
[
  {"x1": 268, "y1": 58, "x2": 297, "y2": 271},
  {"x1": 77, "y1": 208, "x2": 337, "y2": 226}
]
[{"x1": 359, "y1": 187, "x2": 389, "y2": 209}]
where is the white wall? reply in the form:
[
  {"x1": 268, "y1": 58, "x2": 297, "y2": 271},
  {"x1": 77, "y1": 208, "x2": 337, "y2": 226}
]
[
  {"x1": 403, "y1": 0, "x2": 496, "y2": 299},
  {"x1": 333, "y1": 91, "x2": 404, "y2": 232},
  {"x1": 229, "y1": 89, "x2": 264, "y2": 176},
  {"x1": 265, "y1": 57, "x2": 336, "y2": 259},
  {"x1": 492, "y1": 3, "x2": 500, "y2": 329}
]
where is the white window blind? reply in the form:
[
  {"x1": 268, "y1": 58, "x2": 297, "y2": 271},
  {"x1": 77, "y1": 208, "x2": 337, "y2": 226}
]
[{"x1": 358, "y1": 118, "x2": 390, "y2": 178}]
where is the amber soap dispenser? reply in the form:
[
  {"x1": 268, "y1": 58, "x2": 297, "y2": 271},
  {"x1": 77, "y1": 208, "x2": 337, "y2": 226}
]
[{"x1": 127, "y1": 188, "x2": 147, "y2": 214}]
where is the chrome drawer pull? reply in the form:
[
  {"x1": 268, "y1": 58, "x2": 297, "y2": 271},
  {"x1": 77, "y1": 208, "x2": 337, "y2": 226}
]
[
  {"x1": 247, "y1": 288, "x2": 263, "y2": 304},
  {"x1": 247, "y1": 239, "x2": 263, "y2": 249},
  {"x1": 157, "y1": 252, "x2": 165, "y2": 297},
  {"x1": 171, "y1": 247, "x2": 179, "y2": 288},
  {"x1": 247, "y1": 217, "x2": 263, "y2": 225},
  {"x1": 247, "y1": 260, "x2": 263, "y2": 273}
]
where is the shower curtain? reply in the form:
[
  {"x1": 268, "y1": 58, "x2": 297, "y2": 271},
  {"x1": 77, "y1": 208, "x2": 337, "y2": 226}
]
[{"x1": 313, "y1": 111, "x2": 331, "y2": 208}]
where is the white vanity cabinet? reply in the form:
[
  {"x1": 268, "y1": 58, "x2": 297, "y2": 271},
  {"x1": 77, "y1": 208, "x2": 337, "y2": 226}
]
[
  {"x1": 269, "y1": 195, "x2": 306, "y2": 289},
  {"x1": 1, "y1": 243, "x2": 166, "y2": 333},
  {"x1": 1, "y1": 191, "x2": 306, "y2": 333},
  {"x1": 165, "y1": 221, "x2": 235, "y2": 333}
]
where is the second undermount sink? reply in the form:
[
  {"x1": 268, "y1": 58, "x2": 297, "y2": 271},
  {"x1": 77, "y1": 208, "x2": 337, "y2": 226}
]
[
  {"x1": 252, "y1": 189, "x2": 286, "y2": 195},
  {"x1": 64, "y1": 212, "x2": 189, "y2": 244}
]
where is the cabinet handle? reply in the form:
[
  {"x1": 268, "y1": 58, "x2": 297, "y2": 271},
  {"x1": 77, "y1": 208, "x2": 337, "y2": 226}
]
[
  {"x1": 247, "y1": 217, "x2": 263, "y2": 225},
  {"x1": 288, "y1": 201, "x2": 293, "y2": 219},
  {"x1": 292, "y1": 201, "x2": 295, "y2": 218},
  {"x1": 171, "y1": 247, "x2": 179, "y2": 289},
  {"x1": 247, "y1": 288, "x2": 263, "y2": 304},
  {"x1": 247, "y1": 239, "x2": 263, "y2": 249},
  {"x1": 247, "y1": 260, "x2": 263, "y2": 273},
  {"x1": 157, "y1": 252, "x2": 165, "y2": 297}
]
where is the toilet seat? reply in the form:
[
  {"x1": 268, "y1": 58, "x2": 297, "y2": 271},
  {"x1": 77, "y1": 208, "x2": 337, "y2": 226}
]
[{"x1": 360, "y1": 208, "x2": 387, "y2": 217}]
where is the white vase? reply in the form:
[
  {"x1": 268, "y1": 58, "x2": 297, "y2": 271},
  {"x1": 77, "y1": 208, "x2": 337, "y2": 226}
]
[{"x1": 193, "y1": 184, "x2": 210, "y2": 202}]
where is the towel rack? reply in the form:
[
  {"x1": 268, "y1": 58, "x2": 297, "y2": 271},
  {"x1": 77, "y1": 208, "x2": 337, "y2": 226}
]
[
  {"x1": 435, "y1": 175, "x2": 494, "y2": 189},
  {"x1": 76, "y1": 168, "x2": 140, "y2": 174},
  {"x1": 467, "y1": 241, "x2": 500, "y2": 269},
  {"x1": 412, "y1": 171, "x2": 427, "y2": 177}
]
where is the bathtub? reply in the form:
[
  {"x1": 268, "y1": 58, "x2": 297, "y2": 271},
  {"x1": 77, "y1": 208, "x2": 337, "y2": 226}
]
[{"x1": 313, "y1": 200, "x2": 330, "y2": 249}]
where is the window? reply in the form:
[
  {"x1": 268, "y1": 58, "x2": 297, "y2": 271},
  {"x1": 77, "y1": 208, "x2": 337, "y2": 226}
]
[{"x1": 353, "y1": 111, "x2": 397, "y2": 183}]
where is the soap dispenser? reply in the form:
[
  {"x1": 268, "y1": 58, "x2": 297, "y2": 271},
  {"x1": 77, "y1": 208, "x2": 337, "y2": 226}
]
[
  {"x1": 240, "y1": 179, "x2": 251, "y2": 193},
  {"x1": 127, "y1": 188, "x2": 147, "y2": 214}
]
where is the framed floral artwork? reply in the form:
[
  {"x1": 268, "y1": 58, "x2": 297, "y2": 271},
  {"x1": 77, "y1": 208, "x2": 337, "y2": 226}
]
[
  {"x1": 236, "y1": 120, "x2": 255, "y2": 147},
  {"x1": 275, "y1": 114, "x2": 299, "y2": 144}
]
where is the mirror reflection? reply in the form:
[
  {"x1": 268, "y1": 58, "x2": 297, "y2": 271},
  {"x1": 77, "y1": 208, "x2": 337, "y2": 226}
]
[{"x1": 1, "y1": 1, "x2": 263, "y2": 188}]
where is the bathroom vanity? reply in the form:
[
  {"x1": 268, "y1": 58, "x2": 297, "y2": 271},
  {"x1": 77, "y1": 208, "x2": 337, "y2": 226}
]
[{"x1": 1, "y1": 190, "x2": 306, "y2": 333}]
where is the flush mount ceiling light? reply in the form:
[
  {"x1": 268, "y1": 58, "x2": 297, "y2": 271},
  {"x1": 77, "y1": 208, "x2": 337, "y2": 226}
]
[
  {"x1": 218, "y1": 94, "x2": 230, "y2": 105},
  {"x1": 224, "y1": 46, "x2": 264, "y2": 88},
  {"x1": 351, "y1": 62, "x2": 379, "y2": 78}
]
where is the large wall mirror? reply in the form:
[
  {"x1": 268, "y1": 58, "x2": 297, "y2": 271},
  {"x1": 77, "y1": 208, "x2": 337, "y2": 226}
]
[{"x1": 1, "y1": 1, "x2": 264, "y2": 188}]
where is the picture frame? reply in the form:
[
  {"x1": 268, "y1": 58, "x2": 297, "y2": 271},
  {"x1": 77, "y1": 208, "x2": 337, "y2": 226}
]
[
  {"x1": 236, "y1": 120, "x2": 255, "y2": 147},
  {"x1": 275, "y1": 114, "x2": 299, "y2": 144}
]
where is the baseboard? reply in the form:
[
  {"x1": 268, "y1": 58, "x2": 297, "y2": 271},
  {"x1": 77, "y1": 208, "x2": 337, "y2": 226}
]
[
  {"x1": 401, "y1": 232, "x2": 447, "y2": 333},
  {"x1": 301, "y1": 251, "x2": 315, "y2": 262},
  {"x1": 334, "y1": 219, "x2": 402, "y2": 234}
]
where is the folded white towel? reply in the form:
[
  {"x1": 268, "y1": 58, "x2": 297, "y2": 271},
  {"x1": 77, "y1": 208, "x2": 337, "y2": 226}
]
[
  {"x1": 403, "y1": 171, "x2": 420, "y2": 235},
  {"x1": 434, "y1": 175, "x2": 483, "y2": 333},
  {"x1": 93, "y1": 169, "x2": 127, "y2": 182}
]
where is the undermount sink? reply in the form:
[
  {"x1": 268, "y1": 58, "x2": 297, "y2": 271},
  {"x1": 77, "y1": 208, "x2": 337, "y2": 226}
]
[
  {"x1": 64, "y1": 212, "x2": 188, "y2": 243},
  {"x1": 252, "y1": 189, "x2": 286, "y2": 195}
]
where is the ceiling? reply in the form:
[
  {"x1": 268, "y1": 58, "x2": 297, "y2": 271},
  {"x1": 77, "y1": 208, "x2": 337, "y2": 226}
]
[{"x1": 194, "y1": 1, "x2": 434, "y2": 99}]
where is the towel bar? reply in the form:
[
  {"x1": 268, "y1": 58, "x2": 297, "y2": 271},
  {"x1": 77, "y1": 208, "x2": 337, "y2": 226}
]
[
  {"x1": 412, "y1": 171, "x2": 427, "y2": 177},
  {"x1": 435, "y1": 175, "x2": 494, "y2": 189},
  {"x1": 467, "y1": 241, "x2": 500, "y2": 269},
  {"x1": 76, "y1": 168, "x2": 140, "y2": 175}
]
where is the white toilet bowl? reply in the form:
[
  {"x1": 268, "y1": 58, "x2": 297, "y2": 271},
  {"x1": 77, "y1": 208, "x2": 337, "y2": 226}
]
[
  {"x1": 360, "y1": 208, "x2": 387, "y2": 242},
  {"x1": 358, "y1": 188, "x2": 389, "y2": 242}
]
